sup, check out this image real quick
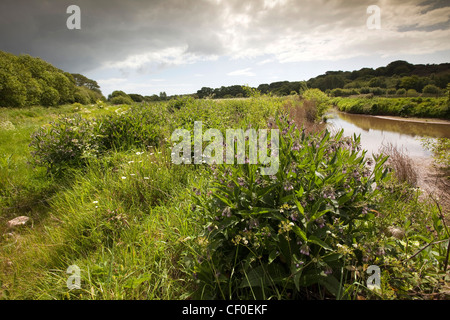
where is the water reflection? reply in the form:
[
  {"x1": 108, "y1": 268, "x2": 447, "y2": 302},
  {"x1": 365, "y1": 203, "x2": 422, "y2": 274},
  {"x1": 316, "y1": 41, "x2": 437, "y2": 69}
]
[{"x1": 326, "y1": 111, "x2": 450, "y2": 158}]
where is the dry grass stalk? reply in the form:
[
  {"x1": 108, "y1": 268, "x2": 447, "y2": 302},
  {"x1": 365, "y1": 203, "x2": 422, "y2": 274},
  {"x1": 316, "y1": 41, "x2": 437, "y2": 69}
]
[{"x1": 379, "y1": 142, "x2": 418, "y2": 187}]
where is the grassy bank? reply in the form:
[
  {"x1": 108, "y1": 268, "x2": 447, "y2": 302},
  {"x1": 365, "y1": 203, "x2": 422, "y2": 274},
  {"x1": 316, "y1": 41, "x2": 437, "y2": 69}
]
[
  {"x1": 1, "y1": 95, "x2": 449, "y2": 300},
  {"x1": 333, "y1": 96, "x2": 450, "y2": 119}
]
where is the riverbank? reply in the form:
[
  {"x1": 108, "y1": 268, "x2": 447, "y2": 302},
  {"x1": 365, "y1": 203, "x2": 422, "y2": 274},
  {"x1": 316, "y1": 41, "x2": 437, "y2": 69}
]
[
  {"x1": 332, "y1": 96, "x2": 450, "y2": 120},
  {"x1": 372, "y1": 115, "x2": 450, "y2": 125}
]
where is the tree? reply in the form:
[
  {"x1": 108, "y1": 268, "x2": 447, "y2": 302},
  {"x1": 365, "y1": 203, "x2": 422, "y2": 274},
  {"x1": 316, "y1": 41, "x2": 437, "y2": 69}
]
[
  {"x1": 197, "y1": 87, "x2": 214, "y2": 99},
  {"x1": 159, "y1": 91, "x2": 167, "y2": 101},
  {"x1": 0, "y1": 50, "x2": 104, "y2": 107},
  {"x1": 422, "y1": 84, "x2": 440, "y2": 96}
]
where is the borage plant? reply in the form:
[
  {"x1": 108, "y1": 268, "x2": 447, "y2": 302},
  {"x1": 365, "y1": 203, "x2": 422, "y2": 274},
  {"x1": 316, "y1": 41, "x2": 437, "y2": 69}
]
[{"x1": 190, "y1": 113, "x2": 391, "y2": 300}]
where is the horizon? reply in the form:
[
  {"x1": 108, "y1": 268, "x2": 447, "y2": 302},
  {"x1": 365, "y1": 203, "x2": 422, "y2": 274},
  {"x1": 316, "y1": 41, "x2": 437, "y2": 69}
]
[{"x1": 1, "y1": 0, "x2": 449, "y2": 96}]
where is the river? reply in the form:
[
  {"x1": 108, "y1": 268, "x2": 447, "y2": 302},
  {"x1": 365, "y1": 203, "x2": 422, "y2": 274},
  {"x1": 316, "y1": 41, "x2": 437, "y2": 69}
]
[{"x1": 326, "y1": 111, "x2": 450, "y2": 159}]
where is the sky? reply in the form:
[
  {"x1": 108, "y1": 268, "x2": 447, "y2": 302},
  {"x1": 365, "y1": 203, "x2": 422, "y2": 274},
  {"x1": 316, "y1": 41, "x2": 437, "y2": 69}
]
[{"x1": 0, "y1": 0, "x2": 449, "y2": 97}]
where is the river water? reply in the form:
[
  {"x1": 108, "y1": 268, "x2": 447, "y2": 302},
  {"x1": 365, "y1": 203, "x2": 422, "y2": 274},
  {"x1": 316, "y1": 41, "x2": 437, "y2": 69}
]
[{"x1": 326, "y1": 111, "x2": 450, "y2": 159}]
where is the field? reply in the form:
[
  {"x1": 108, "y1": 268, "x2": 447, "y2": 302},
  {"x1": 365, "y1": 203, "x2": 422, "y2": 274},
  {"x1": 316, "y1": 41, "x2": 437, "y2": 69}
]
[{"x1": 1, "y1": 94, "x2": 449, "y2": 300}]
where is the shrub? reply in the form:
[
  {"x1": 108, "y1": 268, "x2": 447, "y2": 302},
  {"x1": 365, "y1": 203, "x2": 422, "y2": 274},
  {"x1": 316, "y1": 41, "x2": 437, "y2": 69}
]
[
  {"x1": 190, "y1": 114, "x2": 392, "y2": 299},
  {"x1": 110, "y1": 95, "x2": 134, "y2": 105},
  {"x1": 422, "y1": 84, "x2": 439, "y2": 96},
  {"x1": 99, "y1": 107, "x2": 164, "y2": 151},
  {"x1": 387, "y1": 88, "x2": 397, "y2": 95},
  {"x1": 406, "y1": 89, "x2": 419, "y2": 97},
  {"x1": 302, "y1": 89, "x2": 331, "y2": 119},
  {"x1": 41, "y1": 87, "x2": 60, "y2": 106},
  {"x1": 29, "y1": 106, "x2": 165, "y2": 174},
  {"x1": 396, "y1": 88, "x2": 406, "y2": 96},
  {"x1": 29, "y1": 115, "x2": 102, "y2": 174}
]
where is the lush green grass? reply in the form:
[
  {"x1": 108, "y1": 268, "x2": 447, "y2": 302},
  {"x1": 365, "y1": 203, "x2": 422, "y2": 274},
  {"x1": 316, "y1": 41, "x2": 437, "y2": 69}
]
[
  {"x1": 1, "y1": 95, "x2": 449, "y2": 300},
  {"x1": 333, "y1": 96, "x2": 450, "y2": 119}
]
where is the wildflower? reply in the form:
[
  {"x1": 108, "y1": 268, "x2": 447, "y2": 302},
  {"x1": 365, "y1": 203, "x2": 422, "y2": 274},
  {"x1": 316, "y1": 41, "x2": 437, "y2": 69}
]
[
  {"x1": 291, "y1": 142, "x2": 301, "y2": 151},
  {"x1": 121, "y1": 176, "x2": 126, "y2": 180},
  {"x1": 375, "y1": 247, "x2": 385, "y2": 256},
  {"x1": 222, "y1": 207, "x2": 232, "y2": 218},
  {"x1": 284, "y1": 182, "x2": 294, "y2": 191},
  {"x1": 248, "y1": 218, "x2": 259, "y2": 229},
  {"x1": 192, "y1": 187, "x2": 201, "y2": 196},
  {"x1": 324, "y1": 266, "x2": 333, "y2": 275},
  {"x1": 290, "y1": 212, "x2": 299, "y2": 221},
  {"x1": 92, "y1": 201, "x2": 99, "y2": 204},
  {"x1": 144, "y1": 177, "x2": 150, "y2": 180},
  {"x1": 316, "y1": 217, "x2": 325, "y2": 228},
  {"x1": 300, "y1": 245, "x2": 310, "y2": 256}
]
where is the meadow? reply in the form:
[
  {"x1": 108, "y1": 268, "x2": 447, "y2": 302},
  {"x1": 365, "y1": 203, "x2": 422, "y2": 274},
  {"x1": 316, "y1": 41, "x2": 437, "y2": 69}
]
[{"x1": 0, "y1": 92, "x2": 449, "y2": 300}]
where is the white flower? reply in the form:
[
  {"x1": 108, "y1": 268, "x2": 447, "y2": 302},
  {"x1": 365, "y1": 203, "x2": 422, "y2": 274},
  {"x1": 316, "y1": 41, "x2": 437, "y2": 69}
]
[
  {"x1": 128, "y1": 161, "x2": 134, "y2": 164},
  {"x1": 144, "y1": 177, "x2": 150, "y2": 180},
  {"x1": 121, "y1": 176, "x2": 126, "y2": 180},
  {"x1": 92, "y1": 201, "x2": 99, "y2": 204}
]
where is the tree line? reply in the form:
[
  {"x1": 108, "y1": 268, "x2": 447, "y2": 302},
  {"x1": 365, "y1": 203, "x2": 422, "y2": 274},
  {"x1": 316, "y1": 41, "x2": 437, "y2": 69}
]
[
  {"x1": 192, "y1": 60, "x2": 450, "y2": 99},
  {"x1": 0, "y1": 51, "x2": 104, "y2": 108}
]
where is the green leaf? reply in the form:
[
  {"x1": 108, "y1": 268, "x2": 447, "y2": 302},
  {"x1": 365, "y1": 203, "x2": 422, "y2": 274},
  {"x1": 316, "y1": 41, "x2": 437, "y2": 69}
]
[
  {"x1": 294, "y1": 199, "x2": 304, "y2": 216},
  {"x1": 295, "y1": 186, "x2": 304, "y2": 198},
  {"x1": 310, "y1": 209, "x2": 330, "y2": 222},
  {"x1": 293, "y1": 225, "x2": 308, "y2": 242},
  {"x1": 308, "y1": 235, "x2": 332, "y2": 251},
  {"x1": 338, "y1": 190, "x2": 354, "y2": 206},
  {"x1": 320, "y1": 275, "x2": 343, "y2": 298},
  {"x1": 268, "y1": 250, "x2": 279, "y2": 264}
]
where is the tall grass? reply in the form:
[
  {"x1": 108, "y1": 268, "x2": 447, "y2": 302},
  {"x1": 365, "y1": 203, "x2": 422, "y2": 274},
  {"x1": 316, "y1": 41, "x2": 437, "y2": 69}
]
[{"x1": 1, "y1": 96, "x2": 449, "y2": 300}]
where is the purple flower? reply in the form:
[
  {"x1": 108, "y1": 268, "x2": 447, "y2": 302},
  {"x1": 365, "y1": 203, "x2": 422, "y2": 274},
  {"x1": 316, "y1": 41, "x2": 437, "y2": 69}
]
[
  {"x1": 291, "y1": 142, "x2": 301, "y2": 151},
  {"x1": 284, "y1": 182, "x2": 294, "y2": 191},
  {"x1": 300, "y1": 245, "x2": 310, "y2": 256}
]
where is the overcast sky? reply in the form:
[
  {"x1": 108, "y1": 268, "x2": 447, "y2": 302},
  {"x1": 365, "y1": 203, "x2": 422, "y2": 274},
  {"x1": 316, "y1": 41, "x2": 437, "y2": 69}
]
[{"x1": 1, "y1": 0, "x2": 449, "y2": 96}]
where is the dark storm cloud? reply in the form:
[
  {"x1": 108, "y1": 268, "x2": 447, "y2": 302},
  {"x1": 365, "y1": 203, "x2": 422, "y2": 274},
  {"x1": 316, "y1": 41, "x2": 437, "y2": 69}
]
[
  {"x1": 0, "y1": 0, "x2": 226, "y2": 72},
  {"x1": 0, "y1": 0, "x2": 449, "y2": 74}
]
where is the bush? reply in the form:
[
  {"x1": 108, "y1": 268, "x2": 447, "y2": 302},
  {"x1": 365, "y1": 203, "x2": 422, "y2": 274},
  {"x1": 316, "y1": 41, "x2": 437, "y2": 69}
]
[
  {"x1": 422, "y1": 84, "x2": 439, "y2": 95},
  {"x1": 396, "y1": 88, "x2": 406, "y2": 96},
  {"x1": 387, "y1": 88, "x2": 397, "y2": 95},
  {"x1": 30, "y1": 106, "x2": 165, "y2": 175},
  {"x1": 29, "y1": 115, "x2": 102, "y2": 174},
  {"x1": 190, "y1": 114, "x2": 392, "y2": 299},
  {"x1": 301, "y1": 89, "x2": 331, "y2": 119},
  {"x1": 110, "y1": 95, "x2": 134, "y2": 105},
  {"x1": 406, "y1": 89, "x2": 419, "y2": 97},
  {"x1": 41, "y1": 87, "x2": 60, "y2": 106}
]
